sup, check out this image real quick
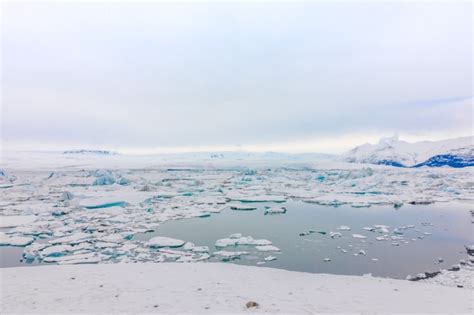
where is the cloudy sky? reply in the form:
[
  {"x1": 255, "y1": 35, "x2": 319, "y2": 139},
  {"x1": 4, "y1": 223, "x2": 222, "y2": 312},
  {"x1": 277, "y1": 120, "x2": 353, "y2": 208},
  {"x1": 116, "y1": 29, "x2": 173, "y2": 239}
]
[{"x1": 1, "y1": 1, "x2": 472, "y2": 154}]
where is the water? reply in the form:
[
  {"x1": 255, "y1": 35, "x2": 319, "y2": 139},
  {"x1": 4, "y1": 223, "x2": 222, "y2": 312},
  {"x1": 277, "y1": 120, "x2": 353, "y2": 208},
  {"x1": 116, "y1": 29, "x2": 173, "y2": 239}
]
[
  {"x1": 137, "y1": 201, "x2": 473, "y2": 278},
  {"x1": 1, "y1": 202, "x2": 472, "y2": 279}
]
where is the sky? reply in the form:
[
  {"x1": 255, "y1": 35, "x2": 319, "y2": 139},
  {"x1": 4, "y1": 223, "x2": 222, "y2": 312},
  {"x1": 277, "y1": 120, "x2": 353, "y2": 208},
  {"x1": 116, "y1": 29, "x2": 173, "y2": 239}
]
[{"x1": 1, "y1": 1, "x2": 472, "y2": 154}]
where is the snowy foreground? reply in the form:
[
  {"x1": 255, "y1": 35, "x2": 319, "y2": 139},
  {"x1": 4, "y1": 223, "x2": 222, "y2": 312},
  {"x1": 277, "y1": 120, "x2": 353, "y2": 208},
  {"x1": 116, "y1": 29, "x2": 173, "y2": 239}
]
[{"x1": 1, "y1": 263, "x2": 472, "y2": 314}]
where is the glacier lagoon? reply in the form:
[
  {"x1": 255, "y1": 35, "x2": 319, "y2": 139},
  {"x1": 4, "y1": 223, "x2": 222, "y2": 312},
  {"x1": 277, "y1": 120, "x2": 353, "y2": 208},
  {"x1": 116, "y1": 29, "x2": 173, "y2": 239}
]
[
  {"x1": 2, "y1": 201, "x2": 472, "y2": 279},
  {"x1": 0, "y1": 156, "x2": 473, "y2": 287}
]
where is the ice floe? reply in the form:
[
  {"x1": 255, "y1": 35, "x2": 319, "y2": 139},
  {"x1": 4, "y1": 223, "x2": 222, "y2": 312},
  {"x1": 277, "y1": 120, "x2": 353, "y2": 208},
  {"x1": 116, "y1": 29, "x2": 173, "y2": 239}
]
[
  {"x1": 147, "y1": 237, "x2": 185, "y2": 248},
  {"x1": 0, "y1": 215, "x2": 37, "y2": 228},
  {"x1": 0, "y1": 232, "x2": 34, "y2": 246}
]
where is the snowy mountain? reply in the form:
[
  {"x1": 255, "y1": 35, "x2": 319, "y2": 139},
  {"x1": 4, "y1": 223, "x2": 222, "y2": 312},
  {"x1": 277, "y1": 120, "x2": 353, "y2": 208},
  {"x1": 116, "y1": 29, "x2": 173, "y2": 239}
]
[{"x1": 341, "y1": 136, "x2": 473, "y2": 168}]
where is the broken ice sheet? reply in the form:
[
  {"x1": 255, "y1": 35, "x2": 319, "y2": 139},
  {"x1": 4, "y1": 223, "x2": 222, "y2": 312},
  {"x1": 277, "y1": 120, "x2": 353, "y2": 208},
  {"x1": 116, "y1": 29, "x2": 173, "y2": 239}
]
[
  {"x1": 0, "y1": 215, "x2": 37, "y2": 228},
  {"x1": 0, "y1": 232, "x2": 34, "y2": 246}
]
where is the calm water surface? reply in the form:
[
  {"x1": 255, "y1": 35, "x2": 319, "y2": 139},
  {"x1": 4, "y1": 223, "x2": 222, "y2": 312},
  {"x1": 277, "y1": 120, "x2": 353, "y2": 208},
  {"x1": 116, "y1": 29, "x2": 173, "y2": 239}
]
[{"x1": 1, "y1": 201, "x2": 473, "y2": 279}]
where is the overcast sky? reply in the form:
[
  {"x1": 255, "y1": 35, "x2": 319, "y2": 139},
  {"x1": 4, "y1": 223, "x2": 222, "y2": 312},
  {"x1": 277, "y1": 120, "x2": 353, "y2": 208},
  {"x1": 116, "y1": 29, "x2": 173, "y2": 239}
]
[{"x1": 1, "y1": 1, "x2": 472, "y2": 154}]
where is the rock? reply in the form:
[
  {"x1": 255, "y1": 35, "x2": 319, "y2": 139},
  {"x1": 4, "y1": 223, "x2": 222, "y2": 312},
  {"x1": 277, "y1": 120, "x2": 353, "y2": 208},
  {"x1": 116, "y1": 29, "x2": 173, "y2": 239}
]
[{"x1": 246, "y1": 301, "x2": 259, "y2": 309}]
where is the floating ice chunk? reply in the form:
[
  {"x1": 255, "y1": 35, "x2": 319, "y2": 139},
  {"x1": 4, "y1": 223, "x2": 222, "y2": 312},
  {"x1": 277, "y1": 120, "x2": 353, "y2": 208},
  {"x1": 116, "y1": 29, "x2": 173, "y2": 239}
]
[
  {"x1": 147, "y1": 237, "x2": 185, "y2": 248},
  {"x1": 264, "y1": 255, "x2": 277, "y2": 262},
  {"x1": 119, "y1": 243, "x2": 138, "y2": 252},
  {"x1": 93, "y1": 175, "x2": 116, "y2": 186},
  {"x1": 358, "y1": 250, "x2": 367, "y2": 256},
  {"x1": 60, "y1": 191, "x2": 74, "y2": 201},
  {"x1": 183, "y1": 242, "x2": 195, "y2": 251},
  {"x1": 0, "y1": 215, "x2": 36, "y2": 228},
  {"x1": 43, "y1": 252, "x2": 100, "y2": 264},
  {"x1": 363, "y1": 227, "x2": 376, "y2": 232},
  {"x1": 95, "y1": 242, "x2": 120, "y2": 249},
  {"x1": 229, "y1": 233, "x2": 243, "y2": 239},
  {"x1": 23, "y1": 242, "x2": 49, "y2": 259},
  {"x1": 9, "y1": 226, "x2": 51, "y2": 236},
  {"x1": 228, "y1": 195, "x2": 286, "y2": 203},
  {"x1": 215, "y1": 238, "x2": 238, "y2": 248},
  {"x1": 375, "y1": 236, "x2": 389, "y2": 241},
  {"x1": 329, "y1": 232, "x2": 342, "y2": 239},
  {"x1": 352, "y1": 234, "x2": 367, "y2": 239},
  {"x1": 373, "y1": 225, "x2": 390, "y2": 233},
  {"x1": 255, "y1": 245, "x2": 280, "y2": 252},
  {"x1": 83, "y1": 201, "x2": 128, "y2": 210},
  {"x1": 40, "y1": 245, "x2": 73, "y2": 257},
  {"x1": 117, "y1": 177, "x2": 130, "y2": 185},
  {"x1": 372, "y1": 258, "x2": 379, "y2": 261},
  {"x1": 264, "y1": 206, "x2": 287, "y2": 215},
  {"x1": 337, "y1": 225, "x2": 351, "y2": 231},
  {"x1": 50, "y1": 232, "x2": 90, "y2": 244},
  {"x1": 99, "y1": 234, "x2": 125, "y2": 243},
  {"x1": 237, "y1": 236, "x2": 272, "y2": 246},
  {"x1": 229, "y1": 204, "x2": 257, "y2": 211},
  {"x1": 323, "y1": 258, "x2": 331, "y2": 262},
  {"x1": 0, "y1": 233, "x2": 34, "y2": 246},
  {"x1": 192, "y1": 246, "x2": 209, "y2": 253},
  {"x1": 213, "y1": 250, "x2": 249, "y2": 260}
]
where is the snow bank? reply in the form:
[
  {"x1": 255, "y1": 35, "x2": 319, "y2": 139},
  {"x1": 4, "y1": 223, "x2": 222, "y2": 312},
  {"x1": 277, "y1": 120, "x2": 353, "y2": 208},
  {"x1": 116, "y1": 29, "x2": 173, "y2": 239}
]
[{"x1": 1, "y1": 263, "x2": 471, "y2": 314}]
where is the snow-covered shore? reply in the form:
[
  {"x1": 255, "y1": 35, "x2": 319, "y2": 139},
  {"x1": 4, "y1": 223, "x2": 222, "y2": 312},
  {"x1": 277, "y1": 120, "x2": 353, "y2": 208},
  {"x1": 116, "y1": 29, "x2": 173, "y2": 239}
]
[{"x1": 1, "y1": 263, "x2": 472, "y2": 314}]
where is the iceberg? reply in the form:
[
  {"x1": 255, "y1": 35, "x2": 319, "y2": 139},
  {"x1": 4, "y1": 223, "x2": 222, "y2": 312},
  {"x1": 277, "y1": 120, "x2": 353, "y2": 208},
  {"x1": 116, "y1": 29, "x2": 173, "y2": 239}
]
[{"x1": 147, "y1": 237, "x2": 185, "y2": 248}]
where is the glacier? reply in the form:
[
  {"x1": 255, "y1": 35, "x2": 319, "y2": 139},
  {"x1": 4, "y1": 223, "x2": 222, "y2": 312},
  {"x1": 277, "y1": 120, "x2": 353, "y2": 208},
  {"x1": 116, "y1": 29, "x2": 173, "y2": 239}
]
[{"x1": 341, "y1": 136, "x2": 473, "y2": 168}]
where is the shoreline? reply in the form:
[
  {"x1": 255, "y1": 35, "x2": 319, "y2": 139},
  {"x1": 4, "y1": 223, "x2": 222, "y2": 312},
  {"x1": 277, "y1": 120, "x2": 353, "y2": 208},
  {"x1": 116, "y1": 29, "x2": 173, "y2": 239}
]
[{"x1": 1, "y1": 262, "x2": 473, "y2": 314}]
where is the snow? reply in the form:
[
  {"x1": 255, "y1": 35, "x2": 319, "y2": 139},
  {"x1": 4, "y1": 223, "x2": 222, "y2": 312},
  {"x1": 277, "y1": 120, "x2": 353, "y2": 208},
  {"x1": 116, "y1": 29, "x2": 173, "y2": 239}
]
[
  {"x1": 1, "y1": 263, "x2": 472, "y2": 314},
  {"x1": 146, "y1": 236, "x2": 185, "y2": 248}
]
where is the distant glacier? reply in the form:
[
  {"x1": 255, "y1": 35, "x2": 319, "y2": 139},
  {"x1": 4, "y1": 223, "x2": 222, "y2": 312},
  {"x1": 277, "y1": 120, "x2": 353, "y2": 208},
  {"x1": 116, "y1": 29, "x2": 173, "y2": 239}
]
[{"x1": 341, "y1": 136, "x2": 473, "y2": 168}]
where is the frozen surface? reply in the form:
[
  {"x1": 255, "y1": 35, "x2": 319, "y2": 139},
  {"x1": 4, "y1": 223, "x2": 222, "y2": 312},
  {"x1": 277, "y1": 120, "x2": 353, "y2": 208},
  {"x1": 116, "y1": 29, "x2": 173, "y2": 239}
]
[{"x1": 1, "y1": 263, "x2": 472, "y2": 314}]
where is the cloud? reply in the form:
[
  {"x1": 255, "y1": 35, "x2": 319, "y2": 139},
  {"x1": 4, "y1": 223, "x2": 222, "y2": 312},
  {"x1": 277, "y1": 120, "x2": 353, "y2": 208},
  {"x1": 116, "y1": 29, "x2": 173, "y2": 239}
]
[{"x1": 2, "y1": 1, "x2": 472, "y2": 153}]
